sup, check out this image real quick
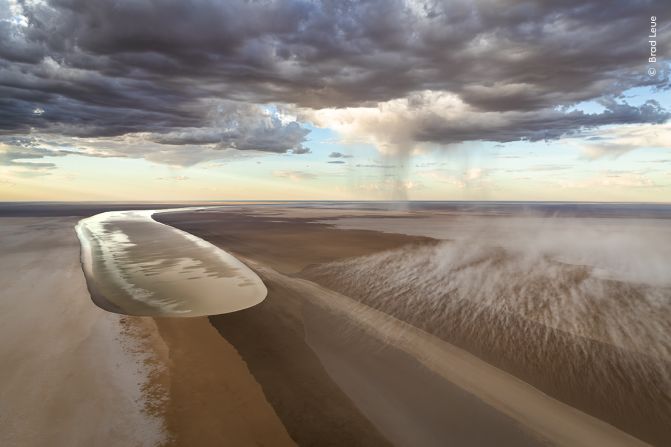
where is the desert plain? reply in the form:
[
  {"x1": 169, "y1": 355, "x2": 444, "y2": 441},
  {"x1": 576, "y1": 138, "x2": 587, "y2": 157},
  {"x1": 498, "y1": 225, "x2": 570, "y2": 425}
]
[{"x1": 1, "y1": 201, "x2": 670, "y2": 447}]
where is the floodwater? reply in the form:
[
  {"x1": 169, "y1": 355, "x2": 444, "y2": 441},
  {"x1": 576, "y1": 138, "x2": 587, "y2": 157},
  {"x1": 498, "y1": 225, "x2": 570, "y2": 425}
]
[{"x1": 76, "y1": 209, "x2": 266, "y2": 317}]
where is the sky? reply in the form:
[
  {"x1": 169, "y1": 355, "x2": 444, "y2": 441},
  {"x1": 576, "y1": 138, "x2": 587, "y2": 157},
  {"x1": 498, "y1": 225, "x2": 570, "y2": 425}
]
[{"x1": 1, "y1": 0, "x2": 670, "y2": 202}]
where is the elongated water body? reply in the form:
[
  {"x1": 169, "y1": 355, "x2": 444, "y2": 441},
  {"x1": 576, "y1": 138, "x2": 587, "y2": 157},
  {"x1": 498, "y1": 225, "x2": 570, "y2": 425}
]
[{"x1": 76, "y1": 209, "x2": 267, "y2": 317}]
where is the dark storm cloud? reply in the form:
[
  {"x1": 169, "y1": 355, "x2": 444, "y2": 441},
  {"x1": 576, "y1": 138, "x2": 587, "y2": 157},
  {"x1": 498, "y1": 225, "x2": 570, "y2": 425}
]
[
  {"x1": 0, "y1": 0, "x2": 670, "y2": 158},
  {"x1": 149, "y1": 101, "x2": 311, "y2": 153},
  {"x1": 414, "y1": 98, "x2": 671, "y2": 145}
]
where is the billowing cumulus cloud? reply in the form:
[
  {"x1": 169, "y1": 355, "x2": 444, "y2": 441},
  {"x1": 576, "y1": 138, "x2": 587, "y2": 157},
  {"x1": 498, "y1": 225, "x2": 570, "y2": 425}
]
[
  {"x1": 149, "y1": 101, "x2": 310, "y2": 154},
  {"x1": 307, "y1": 91, "x2": 670, "y2": 158},
  {"x1": 0, "y1": 0, "x2": 669, "y2": 167}
]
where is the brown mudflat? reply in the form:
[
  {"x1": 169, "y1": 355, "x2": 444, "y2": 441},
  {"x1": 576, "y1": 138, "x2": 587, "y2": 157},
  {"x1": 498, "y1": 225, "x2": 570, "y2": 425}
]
[
  {"x1": 150, "y1": 316, "x2": 296, "y2": 447},
  {"x1": 156, "y1": 208, "x2": 435, "y2": 274},
  {"x1": 209, "y1": 279, "x2": 394, "y2": 447},
  {"x1": 157, "y1": 207, "x2": 670, "y2": 447}
]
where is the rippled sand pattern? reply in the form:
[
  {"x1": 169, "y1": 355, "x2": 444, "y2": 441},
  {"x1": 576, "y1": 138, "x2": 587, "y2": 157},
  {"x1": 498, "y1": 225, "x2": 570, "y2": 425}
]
[{"x1": 303, "y1": 238, "x2": 671, "y2": 445}]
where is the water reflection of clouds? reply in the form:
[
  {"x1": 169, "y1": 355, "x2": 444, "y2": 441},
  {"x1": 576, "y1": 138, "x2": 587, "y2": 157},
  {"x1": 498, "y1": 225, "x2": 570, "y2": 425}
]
[{"x1": 76, "y1": 209, "x2": 266, "y2": 317}]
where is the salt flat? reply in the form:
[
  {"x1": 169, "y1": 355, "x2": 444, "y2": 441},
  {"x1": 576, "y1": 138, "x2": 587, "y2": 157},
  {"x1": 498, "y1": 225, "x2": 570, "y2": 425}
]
[{"x1": 0, "y1": 217, "x2": 165, "y2": 447}]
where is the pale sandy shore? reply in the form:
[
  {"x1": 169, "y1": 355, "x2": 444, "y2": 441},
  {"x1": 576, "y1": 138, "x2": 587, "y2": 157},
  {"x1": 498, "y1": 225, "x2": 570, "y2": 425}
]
[{"x1": 0, "y1": 216, "x2": 294, "y2": 447}]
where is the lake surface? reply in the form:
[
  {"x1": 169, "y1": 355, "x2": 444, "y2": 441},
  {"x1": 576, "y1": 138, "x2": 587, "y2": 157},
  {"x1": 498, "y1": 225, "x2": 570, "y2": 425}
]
[{"x1": 76, "y1": 209, "x2": 266, "y2": 317}]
